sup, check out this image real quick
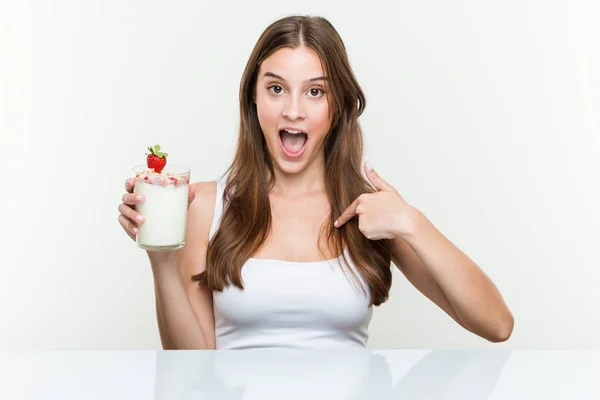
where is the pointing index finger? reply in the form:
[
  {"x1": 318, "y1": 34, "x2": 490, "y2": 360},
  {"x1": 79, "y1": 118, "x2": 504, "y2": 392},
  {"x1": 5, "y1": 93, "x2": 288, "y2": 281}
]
[{"x1": 334, "y1": 198, "x2": 359, "y2": 228}]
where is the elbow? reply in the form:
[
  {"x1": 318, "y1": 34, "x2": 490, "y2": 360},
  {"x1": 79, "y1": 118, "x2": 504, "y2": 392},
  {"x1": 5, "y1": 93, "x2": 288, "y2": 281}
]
[
  {"x1": 203, "y1": 340, "x2": 216, "y2": 350},
  {"x1": 203, "y1": 335, "x2": 217, "y2": 350},
  {"x1": 163, "y1": 343, "x2": 215, "y2": 350},
  {"x1": 486, "y1": 312, "x2": 514, "y2": 343}
]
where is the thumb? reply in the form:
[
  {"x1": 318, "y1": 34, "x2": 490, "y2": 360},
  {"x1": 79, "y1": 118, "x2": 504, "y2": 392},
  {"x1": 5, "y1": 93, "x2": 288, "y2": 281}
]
[{"x1": 364, "y1": 162, "x2": 394, "y2": 192}]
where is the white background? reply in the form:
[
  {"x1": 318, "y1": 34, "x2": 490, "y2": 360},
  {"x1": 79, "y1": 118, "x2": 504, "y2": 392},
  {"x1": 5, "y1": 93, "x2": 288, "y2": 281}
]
[{"x1": 1, "y1": 0, "x2": 598, "y2": 350}]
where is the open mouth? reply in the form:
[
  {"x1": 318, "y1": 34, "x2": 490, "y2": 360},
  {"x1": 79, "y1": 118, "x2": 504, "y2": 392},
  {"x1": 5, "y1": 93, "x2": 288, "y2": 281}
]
[{"x1": 279, "y1": 128, "x2": 308, "y2": 159}]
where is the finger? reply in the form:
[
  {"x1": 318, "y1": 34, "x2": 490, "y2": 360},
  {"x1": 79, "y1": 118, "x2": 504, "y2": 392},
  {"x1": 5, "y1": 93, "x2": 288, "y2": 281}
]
[
  {"x1": 125, "y1": 178, "x2": 135, "y2": 193},
  {"x1": 118, "y1": 214, "x2": 139, "y2": 237},
  {"x1": 122, "y1": 192, "x2": 145, "y2": 206},
  {"x1": 334, "y1": 198, "x2": 359, "y2": 228},
  {"x1": 118, "y1": 203, "x2": 145, "y2": 224},
  {"x1": 364, "y1": 162, "x2": 394, "y2": 192}
]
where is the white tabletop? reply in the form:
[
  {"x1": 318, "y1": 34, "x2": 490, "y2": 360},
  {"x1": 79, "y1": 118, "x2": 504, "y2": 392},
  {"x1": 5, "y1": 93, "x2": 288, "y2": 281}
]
[{"x1": 1, "y1": 349, "x2": 598, "y2": 399}]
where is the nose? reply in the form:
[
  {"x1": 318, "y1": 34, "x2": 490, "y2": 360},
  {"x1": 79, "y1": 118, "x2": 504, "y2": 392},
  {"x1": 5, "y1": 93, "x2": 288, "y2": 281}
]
[{"x1": 282, "y1": 94, "x2": 306, "y2": 121}]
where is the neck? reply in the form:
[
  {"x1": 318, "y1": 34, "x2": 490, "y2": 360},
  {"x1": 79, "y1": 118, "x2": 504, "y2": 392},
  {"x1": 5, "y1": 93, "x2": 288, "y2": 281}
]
[{"x1": 269, "y1": 155, "x2": 326, "y2": 197}]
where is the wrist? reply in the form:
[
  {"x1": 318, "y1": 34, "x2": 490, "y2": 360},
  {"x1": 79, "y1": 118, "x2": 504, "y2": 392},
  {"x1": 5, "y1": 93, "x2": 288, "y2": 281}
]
[{"x1": 394, "y1": 206, "x2": 427, "y2": 240}]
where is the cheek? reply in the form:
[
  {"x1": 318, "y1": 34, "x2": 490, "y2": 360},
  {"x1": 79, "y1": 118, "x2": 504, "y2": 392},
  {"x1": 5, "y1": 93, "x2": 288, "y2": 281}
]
[
  {"x1": 308, "y1": 102, "x2": 333, "y2": 138},
  {"x1": 256, "y1": 96, "x2": 280, "y2": 129}
]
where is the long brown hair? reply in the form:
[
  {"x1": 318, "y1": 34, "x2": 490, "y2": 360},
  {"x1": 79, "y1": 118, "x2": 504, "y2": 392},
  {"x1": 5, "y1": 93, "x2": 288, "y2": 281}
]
[{"x1": 192, "y1": 15, "x2": 392, "y2": 306}]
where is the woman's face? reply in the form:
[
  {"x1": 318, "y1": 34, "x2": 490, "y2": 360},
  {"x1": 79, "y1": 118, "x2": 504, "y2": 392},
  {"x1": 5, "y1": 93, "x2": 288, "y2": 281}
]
[{"x1": 255, "y1": 46, "x2": 333, "y2": 176}]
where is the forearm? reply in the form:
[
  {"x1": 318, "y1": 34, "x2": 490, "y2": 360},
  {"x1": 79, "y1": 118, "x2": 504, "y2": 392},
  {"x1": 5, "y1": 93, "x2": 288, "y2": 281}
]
[
  {"x1": 401, "y1": 209, "x2": 514, "y2": 341},
  {"x1": 150, "y1": 258, "x2": 209, "y2": 349}
]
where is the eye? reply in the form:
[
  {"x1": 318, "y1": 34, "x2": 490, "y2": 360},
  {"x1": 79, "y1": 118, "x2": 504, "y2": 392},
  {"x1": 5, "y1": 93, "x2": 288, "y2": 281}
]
[
  {"x1": 268, "y1": 85, "x2": 285, "y2": 94},
  {"x1": 308, "y1": 87, "x2": 325, "y2": 97}
]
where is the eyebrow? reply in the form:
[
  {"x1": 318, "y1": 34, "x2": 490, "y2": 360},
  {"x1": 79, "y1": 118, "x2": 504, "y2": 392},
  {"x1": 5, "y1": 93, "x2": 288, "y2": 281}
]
[{"x1": 262, "y1": 71, "x2": 327, "y2": 83}]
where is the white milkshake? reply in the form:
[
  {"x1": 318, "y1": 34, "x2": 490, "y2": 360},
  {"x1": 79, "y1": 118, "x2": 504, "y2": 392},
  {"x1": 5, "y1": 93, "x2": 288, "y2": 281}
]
[{"x1": 133, "y1": 165, "x2": 190, "y2": 251}]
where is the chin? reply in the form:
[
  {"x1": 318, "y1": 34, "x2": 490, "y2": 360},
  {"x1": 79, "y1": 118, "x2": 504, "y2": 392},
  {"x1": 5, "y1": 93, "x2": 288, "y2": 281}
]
[
  {"x1": 275, "y1": 159, "x2": 308, "y2": 175},
  {"x1": 268, "y1": 148, "x2": 306, "y2": 173}
]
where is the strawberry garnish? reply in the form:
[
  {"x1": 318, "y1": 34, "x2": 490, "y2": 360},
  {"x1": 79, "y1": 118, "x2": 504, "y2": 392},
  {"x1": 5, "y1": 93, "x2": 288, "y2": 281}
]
[{"x1": 146, "y1": 144, "x2": 168, "y2": 173}]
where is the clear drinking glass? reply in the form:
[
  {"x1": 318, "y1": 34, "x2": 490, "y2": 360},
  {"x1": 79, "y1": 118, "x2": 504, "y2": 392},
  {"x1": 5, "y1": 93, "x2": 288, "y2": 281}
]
[{"x1": 132, "y1": 164, "x2": 191, "y2": 251}]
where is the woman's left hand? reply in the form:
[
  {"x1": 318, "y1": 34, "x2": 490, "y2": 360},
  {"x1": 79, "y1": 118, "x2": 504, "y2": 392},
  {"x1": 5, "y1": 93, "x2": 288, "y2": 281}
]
[{"x1": 334, "y1": 162, "x2": 419, "y2": 240}]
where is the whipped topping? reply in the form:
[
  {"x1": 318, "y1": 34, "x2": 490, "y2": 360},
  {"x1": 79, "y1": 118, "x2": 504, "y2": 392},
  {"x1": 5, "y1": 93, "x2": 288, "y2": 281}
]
[{"x1": 135, "y1": 168, "x2": 189, "y2": 187}]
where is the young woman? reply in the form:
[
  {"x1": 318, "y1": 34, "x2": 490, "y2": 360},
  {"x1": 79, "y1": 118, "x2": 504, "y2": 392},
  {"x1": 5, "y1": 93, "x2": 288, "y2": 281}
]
[{"x1": 118, "y1": 15, "x2": 514, "y2": 350}]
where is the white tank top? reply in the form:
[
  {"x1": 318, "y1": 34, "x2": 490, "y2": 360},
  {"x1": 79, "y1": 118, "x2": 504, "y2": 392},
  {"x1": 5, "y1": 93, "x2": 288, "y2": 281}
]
[{"x1": 209, "y1": 178, "x2": 373, "y2": 349}]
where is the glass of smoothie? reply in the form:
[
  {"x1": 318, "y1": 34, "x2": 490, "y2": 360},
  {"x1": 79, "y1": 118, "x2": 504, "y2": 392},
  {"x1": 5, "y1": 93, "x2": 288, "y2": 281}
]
[{"x1": 132, "y1": 145, "x2": 190, "y2": 251}]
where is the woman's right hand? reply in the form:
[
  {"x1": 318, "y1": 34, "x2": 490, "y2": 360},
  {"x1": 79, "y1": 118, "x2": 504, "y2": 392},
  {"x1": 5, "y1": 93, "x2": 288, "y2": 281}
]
[{"x1": 117, "y1": 178, "x2": 197, "y2": 242}]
